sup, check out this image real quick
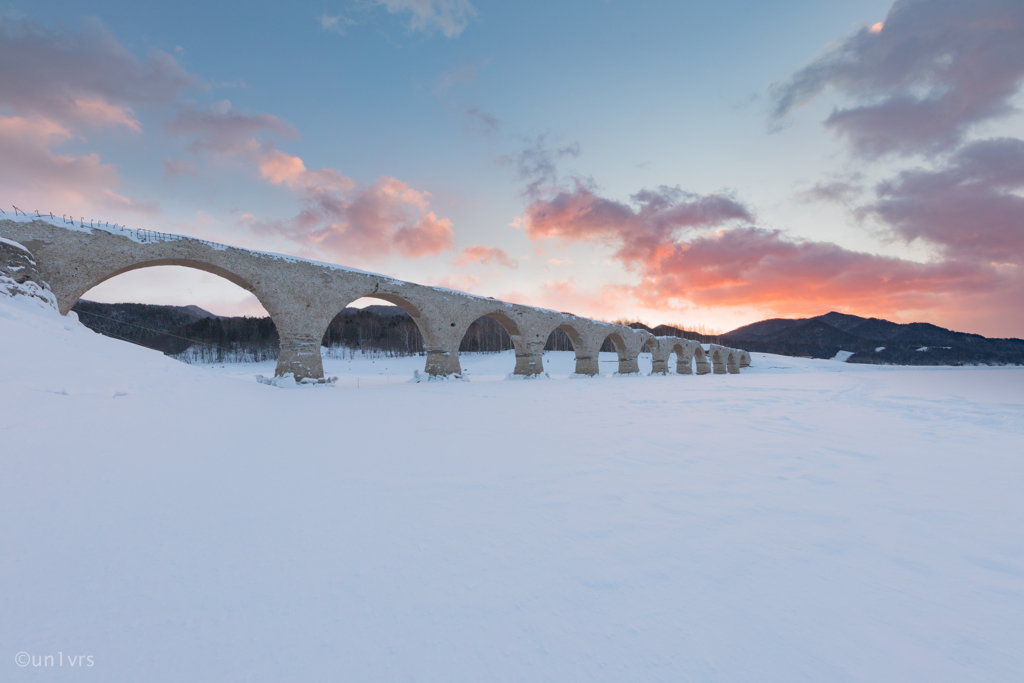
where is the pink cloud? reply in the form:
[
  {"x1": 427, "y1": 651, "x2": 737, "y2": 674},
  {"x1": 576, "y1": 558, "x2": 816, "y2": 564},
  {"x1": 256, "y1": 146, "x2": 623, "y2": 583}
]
[
  {"x1": 0, "y1": 115, "x2": 155, "y2": 216},
  {"x1": 637, "y1": 227, "x2": 998, "y2": 312},
  {"x1": 452, "y1": 245, "x2": 518, "y2": 268},
  {"x1": 524, "y1": 181, "x2": 1024, "y2": 334},
  {"x1": 163, "y1": 99, "x2": 455, "y2": 264},
  {"x1": 525, "y1": 183, "x2": 752, "y2": 261},
  {"x1": 0, "y1": 115, "x2": 70, "y2": 146},
  {"x1": 0, "y1": 19, "x2": 190, "y2": 221},
  {"x1": 770, "y1": 0, "x2": 1024, "y2": 157},
  {"x1": 167, "y1": 100, "x2": 297, "y2": 154},
  {"x1": 72, "y1": 99, "x2": 142, "y2": 132},
  {"x1": 864, "y1": 137, "x2": 1024, "y2": 265},
  {"x1": 251, "y1": 174, "x2": 454, "y2": 262},
  {"x1": 0, "y1": 18, "x2": 193, "y2": 131},
  {"x1": 394, "y1": 212, "x2": 456, "y2": 258},
  {"x1": 255, "y1": 147, "x2": 356, "y2": 194}
]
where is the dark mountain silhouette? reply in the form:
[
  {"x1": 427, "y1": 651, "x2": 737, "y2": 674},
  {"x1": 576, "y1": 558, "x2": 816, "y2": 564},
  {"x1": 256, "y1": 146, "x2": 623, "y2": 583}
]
[{"x1": 724, "y1": 312, "x2": 1024, "y2": 365}]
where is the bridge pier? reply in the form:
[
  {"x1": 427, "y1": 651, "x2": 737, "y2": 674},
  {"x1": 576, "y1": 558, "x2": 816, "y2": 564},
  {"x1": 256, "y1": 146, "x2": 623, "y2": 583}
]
[
  {"x1": 276, "y1": 337, "x2": 325, "y2": 381},
  {"x1": 710, "y1": 345, "x2": 728, "y2": 374},
  {"x1": 616, "y1": 356, "x2": 640, "y2": 374},
  {"x1": 425, "y1": 345, "x2": 463, "y2": 377},
  {"x1": 694, "y1": 347, "x2": 712, "y2": 375},
  {"x1": 572, "y1": 354, "x2": 600, "y2": 376},
  {"x1": 512, "y1": 340, "x2": 546, "y2": 377},
  {"x1": 613, "y1": 333, "x2": 652, "y2": 375}
]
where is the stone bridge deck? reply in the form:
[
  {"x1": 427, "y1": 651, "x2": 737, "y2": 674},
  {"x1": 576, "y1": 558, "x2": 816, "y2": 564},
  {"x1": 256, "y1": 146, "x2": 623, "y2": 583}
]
[{"x1": 1, "y1": 216, "x2": 749, "y2": 380}]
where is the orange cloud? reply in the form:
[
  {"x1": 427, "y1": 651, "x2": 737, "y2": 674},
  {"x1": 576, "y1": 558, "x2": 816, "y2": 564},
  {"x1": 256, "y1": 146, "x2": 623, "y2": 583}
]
[
  {"x1": 523, "y1": 183, "x2": 1024, "y2": 335},
  {"x1": 250, "y1": 174, "x2": 454, "y2": 262},
  {"x1": 452, "y1": 245, "x2": 518, "y2": 268},
  {"x1": 394, "y1": 212, "x2": 455, "y2": 258},
  {"x1": 258, "y1": 148, "x2": 313, "y2": 187}
]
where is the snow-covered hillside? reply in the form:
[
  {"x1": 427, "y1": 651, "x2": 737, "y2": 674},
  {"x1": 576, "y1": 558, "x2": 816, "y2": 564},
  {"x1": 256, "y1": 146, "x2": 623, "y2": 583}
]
[{"x1": 1, "y1": 291, "x2": 1022, "y2": 682}]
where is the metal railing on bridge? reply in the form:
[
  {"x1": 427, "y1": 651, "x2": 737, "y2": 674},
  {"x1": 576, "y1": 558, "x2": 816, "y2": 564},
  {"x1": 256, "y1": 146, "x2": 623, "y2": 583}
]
[{"x1": 3, "y1": 205, "x2": 228, "y2": 250}]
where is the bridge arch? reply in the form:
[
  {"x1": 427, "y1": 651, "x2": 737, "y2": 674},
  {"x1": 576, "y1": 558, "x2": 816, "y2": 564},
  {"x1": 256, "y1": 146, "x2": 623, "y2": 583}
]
[
  {"x1": 73, "y1": 259, "x2": 282, "y2": 365},
  {"x1": 319, "y1": 293, "x2": 428, "y2": 353},
  {"x1": 726, "y1": 349, "x2": 741, "y2": 374},
  {"x1": 537, "y1": 321, "x2": 586, "y2": 376},
  {"x1": 63, "y1": 258, "x2": 271, "y2": 317},
  {"x1": 461, "y1": 309, "x2": 523, "y2": 340},
  {"x1": 642, "y1": 337, "x2": 667, "y2": 375},
  {"x1": 597, "y1": 331, "x2": 632, "y2": 375},
  {"x1": 693, "y1": 344, "x2": 712, "y2": 375},
  {"x1": 661, "y1": 338, "x2": 692, "y2": 375},
  {"x1": 453, "y1": 309, "x2": 525, "y2": 376}
]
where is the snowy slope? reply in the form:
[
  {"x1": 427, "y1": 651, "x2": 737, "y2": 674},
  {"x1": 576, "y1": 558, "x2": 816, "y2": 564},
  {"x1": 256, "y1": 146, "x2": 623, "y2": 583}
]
[{"x1": 1, "y1": 292, "x2": 1023, "y2": 682}]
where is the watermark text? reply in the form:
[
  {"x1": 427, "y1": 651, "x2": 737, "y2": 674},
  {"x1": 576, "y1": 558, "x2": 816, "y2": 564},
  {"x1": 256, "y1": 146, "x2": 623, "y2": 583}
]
[{"x1": 15, "y1": 652, "x2": 94, "y2": 668}]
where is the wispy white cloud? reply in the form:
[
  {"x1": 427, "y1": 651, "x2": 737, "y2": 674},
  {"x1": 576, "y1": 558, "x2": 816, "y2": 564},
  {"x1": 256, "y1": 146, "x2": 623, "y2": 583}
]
[
  {"x1": 319, "y1": 13, "x2": 356, "y2": 35},
  {"x1": 375, "y1": 0, "x2": 476, "y2": 38}
]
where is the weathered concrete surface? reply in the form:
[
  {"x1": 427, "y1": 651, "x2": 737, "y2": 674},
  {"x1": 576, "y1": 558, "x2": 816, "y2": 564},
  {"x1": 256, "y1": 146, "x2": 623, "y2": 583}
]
[{"x1": 1, "y1": 218, "x2": 750, "y2": 381}]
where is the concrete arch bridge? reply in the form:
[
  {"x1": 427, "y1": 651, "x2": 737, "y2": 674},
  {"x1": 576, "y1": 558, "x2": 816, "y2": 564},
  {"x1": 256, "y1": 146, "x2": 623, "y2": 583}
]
[{"x1": 2, "y1": 217, "x2": 750, "y2": 381}]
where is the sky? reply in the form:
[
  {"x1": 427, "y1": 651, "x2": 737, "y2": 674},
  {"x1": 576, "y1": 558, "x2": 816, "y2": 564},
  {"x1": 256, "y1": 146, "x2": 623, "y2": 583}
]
[{"x1": 2, "y1": 0, "x2": 1023, "y2": 337}]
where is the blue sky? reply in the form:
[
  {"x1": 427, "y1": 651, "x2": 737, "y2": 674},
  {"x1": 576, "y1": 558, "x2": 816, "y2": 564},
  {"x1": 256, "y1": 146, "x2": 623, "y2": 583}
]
[{"x1": 3, "y1": 0, "x2": 1023, "y2": 336}]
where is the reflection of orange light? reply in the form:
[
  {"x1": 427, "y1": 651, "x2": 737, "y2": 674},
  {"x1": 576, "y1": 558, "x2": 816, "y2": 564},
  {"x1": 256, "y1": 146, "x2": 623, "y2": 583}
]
[{"x1": 869, "y1": 22, "x2": 884, "y2": 34}]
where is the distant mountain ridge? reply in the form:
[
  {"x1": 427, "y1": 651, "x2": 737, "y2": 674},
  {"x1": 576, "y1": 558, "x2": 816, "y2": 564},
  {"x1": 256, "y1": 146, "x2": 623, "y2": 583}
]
[{"x1": 724, "y1": 312, "x2": 1024, "y2": 366}]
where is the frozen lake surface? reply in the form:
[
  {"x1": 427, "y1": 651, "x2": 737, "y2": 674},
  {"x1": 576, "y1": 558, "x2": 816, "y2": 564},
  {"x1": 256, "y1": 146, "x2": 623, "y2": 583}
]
[{"x1": 2, "y1": 293, "x2": 1022, "y2": 682}]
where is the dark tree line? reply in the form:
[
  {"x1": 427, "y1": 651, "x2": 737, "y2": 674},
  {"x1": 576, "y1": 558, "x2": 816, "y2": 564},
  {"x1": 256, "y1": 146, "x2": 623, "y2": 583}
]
[
  {"x1": 73, "y1": 301, "x2": 724, "y2": 362},
  {"x1": 72, "y1": 301, "x2": 584, "y2": 360},
  {"x1": 176, "y1": 317, "x2": 280, "y2": 363},
  {"x1": 323, "y1": 307, "x2": 425, "y2": 355},
  {"x1": 72, "y1": 300, "x2": 209, "y2": 353}
]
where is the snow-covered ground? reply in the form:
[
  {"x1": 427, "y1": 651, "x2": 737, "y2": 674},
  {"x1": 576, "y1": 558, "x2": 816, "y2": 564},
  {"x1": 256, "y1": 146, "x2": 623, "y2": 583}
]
[{"x1": 2, "y1": 291, "x2": 1023, "y2": 682}]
